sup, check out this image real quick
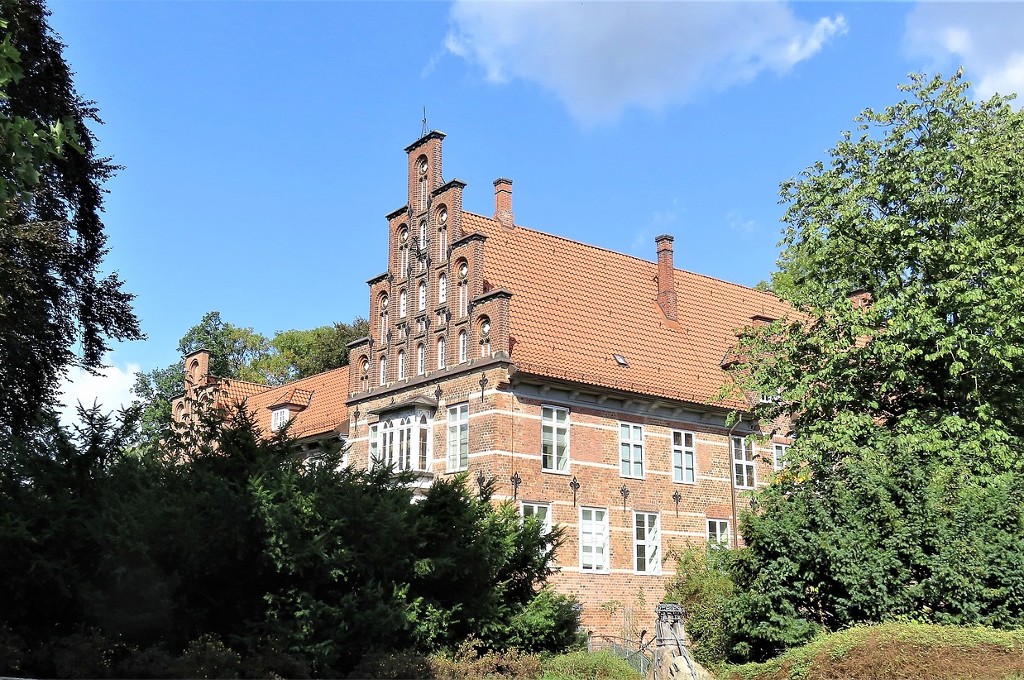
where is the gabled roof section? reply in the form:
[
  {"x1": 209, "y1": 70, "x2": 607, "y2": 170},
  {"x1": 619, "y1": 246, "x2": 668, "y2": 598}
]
[
  {"x1": 463, "y1": 212, "x2": 790, "y2": 410},
  {"x1": 218, "y1": 366, "x2": 350, "y2": 440}
]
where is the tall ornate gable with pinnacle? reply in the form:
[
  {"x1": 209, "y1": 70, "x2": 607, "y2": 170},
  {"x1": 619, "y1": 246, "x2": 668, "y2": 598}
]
[{"x1": 344, "y1": 131, "x2": 793, "y2": 639}]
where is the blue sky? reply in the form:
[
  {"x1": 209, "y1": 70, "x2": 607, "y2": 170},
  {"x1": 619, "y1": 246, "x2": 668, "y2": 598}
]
[{"x1": 49, "y1": 1, "x2": 1024, "y2": 417}]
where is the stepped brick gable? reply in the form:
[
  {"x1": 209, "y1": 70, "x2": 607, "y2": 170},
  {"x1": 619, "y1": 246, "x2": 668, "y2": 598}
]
[{"x1": 174, "y1": 131, "x2": 793, "y2": 639}]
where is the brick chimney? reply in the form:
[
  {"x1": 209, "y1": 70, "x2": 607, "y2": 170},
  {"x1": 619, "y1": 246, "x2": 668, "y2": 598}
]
[
  {"x1": 494, "y1": 178, "x2": 514, "y2": 229},
  {"x1": 655, "y1": 234, "x2": 677, "y2": 321}
]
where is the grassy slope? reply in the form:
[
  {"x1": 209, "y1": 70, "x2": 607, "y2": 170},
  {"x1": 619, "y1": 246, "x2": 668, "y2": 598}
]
[{"x1": 719, "y1": 623, "x2": 1024, "y2": 680}]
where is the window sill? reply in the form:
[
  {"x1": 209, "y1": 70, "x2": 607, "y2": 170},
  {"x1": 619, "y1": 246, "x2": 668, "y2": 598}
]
[
  {"x1": 541, "y1": 466, "x2": 571, "y2": 476},
  {"x1": 620, "y1": 473, "x2": 645, "y2": 481}
]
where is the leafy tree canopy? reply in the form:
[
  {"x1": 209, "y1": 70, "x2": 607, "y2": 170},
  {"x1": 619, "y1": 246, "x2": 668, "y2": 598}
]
[
  {"x1": 720, "y1": 72, "x2": 1024, "y2": 661},
  {"x1": 0, "y1": 0, "x2": 142, "y2": 438}
]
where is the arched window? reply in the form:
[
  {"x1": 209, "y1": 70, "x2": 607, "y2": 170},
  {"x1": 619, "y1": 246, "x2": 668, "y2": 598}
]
[
  {"x1": 418, "y1": 280, "x2": 426, "y2": 311},
  {"x1": 360, "y1": 356, "x2": 370, "y2": 391},
  {"x1": 438, "y1": 274, "x2": 447, "y2": 303},
  {"x1": 399, "y1": 227, "x2": 409, "y2": 276},
  {"x1": 397, "y1": 350, "x2": 405, "y2": 380},
  {"x1": 418, "y1": 414, "x2": 429, "y2": 470},
  {"x1": 458, "y1": 330, "x2": 467, "y2": 363},
  {"x1": 417, "y1": 343, "x2": 425, "y2": 375},
  {"x1": 417, "y1": 155, "x2": 428, "y2": 211},
  {"x1": 379, "y1": 294, "x2": 389, "y2": 343},
  {"x1": 458, "y1": 282, "x2": 468, "y2": 318},
  {"x1": 399, "y1": 289, "x2": 407, "y2": 318},
  {"x1": 437, "y1": 336, "x2": 446, "y2": 369},
  {"x1": 379, "y1": 355, "x2": 387, "y2": 386},
  {"x1": 479, "y1": 317, "x2": 491, "y2": 358},
  {"x1": 438, "y1": 207, "x2": 448, "y2": 260},
  {"x1": 398, "y1": 418, "x2": 412, "y2": 470},
  {"x1": 419, "y1": 220, "x2": 427, "y2": 247},
  {"x1": 381, "y1": 419, "x2": 394, "y2": 467}
]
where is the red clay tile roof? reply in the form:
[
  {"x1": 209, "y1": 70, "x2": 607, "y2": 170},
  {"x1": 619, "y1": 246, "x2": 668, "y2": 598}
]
[
  {"x1": 464, "y1": 212, "x2": 791, "y2": 410},
  {"x1": 217, "y1": 366, "x2": 350, "y2": 440}
]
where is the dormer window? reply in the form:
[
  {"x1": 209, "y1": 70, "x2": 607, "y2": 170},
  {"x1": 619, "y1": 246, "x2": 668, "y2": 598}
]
[{"x1": 271, "y1": 408, "x2": 290, "y2": 432}]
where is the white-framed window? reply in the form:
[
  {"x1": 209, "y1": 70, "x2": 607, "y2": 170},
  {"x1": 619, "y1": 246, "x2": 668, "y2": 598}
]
[
  {"x1": 378, "y1": 355, "x2": 387, "y2": 386},
  {"x1": 541, "y1": 405, "x2": 569, "y2": 472},
  {"x1": 521, "y1": 502, "x2": 552, "y2": 534},
  {"x1": 458, "y1": 330, "x2": 467, "y2": 363},
  {"x1": 580, "y1": 507, "x2": 609, "y2": 572},
  {"x1": 271, "y1": 407, "x2": 290, "y2": 432},
  {"x1": 708, "y1": 519, "x2": 730, "y2": 548},
  {"x1": 438, "y1": 274, "x2": 447, "y2": 303},
  {"x1": 419, "y1": 219, "x2": 427, "y2": 247},
  {"x1": 437, "y1": 336, "x2": 446, "y2": 369},
  {"x1": 619, "y1": 423, "x2": 644, "y2": 478},
  {"x1": 417, "y1": 343, "x2": 425, "y2": 376},
  {"x1": 417, "y1": 414, "x2": 429, "y2": 470},
  {"x1": 446, "y1": 403, "x2": 469, "y2": 471},
  {"x1": 634, "y1": 512, "x2": 661, "y2": 574},
  {"x1": 368, "y1": 422, "x2": 381, "y2": 466},
  {"x1": 773, "y1": 443, "x2": 789, "y2": 471},
  {"x1": 418, "y1": 280, "x2": 426, "y2": 311},
  {"x1": 438, "y1": 226, "x2": 448, "y2": 260},
  {"x1": 379, "y1": 295, "x2": 389, "y2": 343},
  {"x1": 375, "y1": 413, "x2": 431, "y2": 472},
  {"x1": 458, "y1": 282, "x2": 468, "y2": 318},
  {"x1": 672, "y1": 430, "x2": 696, "y2": 483},
  {"x1": 732, "y1": 436, "x2": 756, "y2": 489},
  {"x1": 400, "y1": 246, "x2": 409, "y2": 277},
  {"x1": 397, "y1": 350, "x2": 405, "y2": 380},
  {"x1": 399, "y1": 289, "x2": 407, "y2": 318}
]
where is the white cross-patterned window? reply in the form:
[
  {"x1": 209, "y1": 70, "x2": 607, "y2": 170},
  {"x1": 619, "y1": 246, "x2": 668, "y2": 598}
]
[
  {"x1": 580, "y1": 507, "x2": 609, "y2": 572},
  {"x1": 619, "y1": 423, "x2": 644, "y2": 478},
  {"x1": 634, "y1": 512, "x2": 661, "y2": 574},
  {"x1": 446, "y1": 403, "x2": 469, "y2": 471},
  {"x1": 732, "y1": 436, "x2": 756, "y2": 489},
  {"x1": 672, "y1": 430, "x2": 696, "y2": 483},
  {"x1": 522, "y1": 502, "x2": 552, "y2": 534},
  {"x1": 708, "y1": 519, "x2": 730, "y2": 548},
  {"x1": 541, "y1": 406, "x2": 569, "y2": 472}
]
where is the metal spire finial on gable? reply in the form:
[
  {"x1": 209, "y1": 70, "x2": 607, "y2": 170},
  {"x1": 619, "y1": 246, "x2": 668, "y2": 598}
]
[{"x1": 421, "y1": 107, "x2": 428, "y2": 137}]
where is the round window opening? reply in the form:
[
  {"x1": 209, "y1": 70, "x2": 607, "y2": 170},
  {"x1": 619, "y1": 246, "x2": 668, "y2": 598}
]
[
  {"x1": 482, "y1": 320, "x2": 490, "y2": 335},
  {"x1": 418, "y1": 158, "x2": 428, "y2": 175},
  {"x1": 400, "y1": 228, "x2": 409, "y2": 242},
  {"x1": 439, "y1": 208, "x2": 448, "y2": 225},
  {"x1": 362, "y1": 359, "x2": 370, "y2": 374},
  {"x1": 381, "y1": 296, "x2": 389, "y2": 309},
  {"x1": 459, "y1": 262, "x2": 468, "y2": 278}
]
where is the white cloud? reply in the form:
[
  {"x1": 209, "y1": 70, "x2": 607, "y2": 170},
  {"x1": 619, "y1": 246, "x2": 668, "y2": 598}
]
[
  {"x1": 57, "y1": 357, "x2": 141, "y2": 426},
  {"x1": 905, "y1": 3, "x2": 1024, "y2": 101},
  {"x1": 445, "y1": 1, "x2": 846, "y2": 124}
]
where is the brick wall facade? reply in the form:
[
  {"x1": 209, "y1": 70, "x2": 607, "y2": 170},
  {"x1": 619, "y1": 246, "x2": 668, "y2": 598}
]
[{"x1": 341, "y1": 130, "x2": 790, "y2": 638}]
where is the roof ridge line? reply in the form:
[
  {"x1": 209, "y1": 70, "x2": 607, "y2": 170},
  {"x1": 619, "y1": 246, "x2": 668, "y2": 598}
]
[{"x1": 461, "y1": 211, "x2": 781, "y2": 299}]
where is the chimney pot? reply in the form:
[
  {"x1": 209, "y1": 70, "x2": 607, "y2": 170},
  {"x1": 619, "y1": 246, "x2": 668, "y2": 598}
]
[{"x1": 494, "y1": 178, "x2": 514, "y2": 229}]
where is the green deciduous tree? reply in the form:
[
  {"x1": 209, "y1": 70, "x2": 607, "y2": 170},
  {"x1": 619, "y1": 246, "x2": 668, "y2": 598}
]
[
  {"x1": 721, "y1": 72, "x2": 1024, "y2": 661},
  {"x1": 0, "y1": 0, "x2": 142, "y2": 438}
]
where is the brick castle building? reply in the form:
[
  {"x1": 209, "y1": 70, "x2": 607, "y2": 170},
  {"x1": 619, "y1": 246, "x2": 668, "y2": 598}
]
[{"x1": 175, "y1": 130, "x2": 792, "y2": 638}]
